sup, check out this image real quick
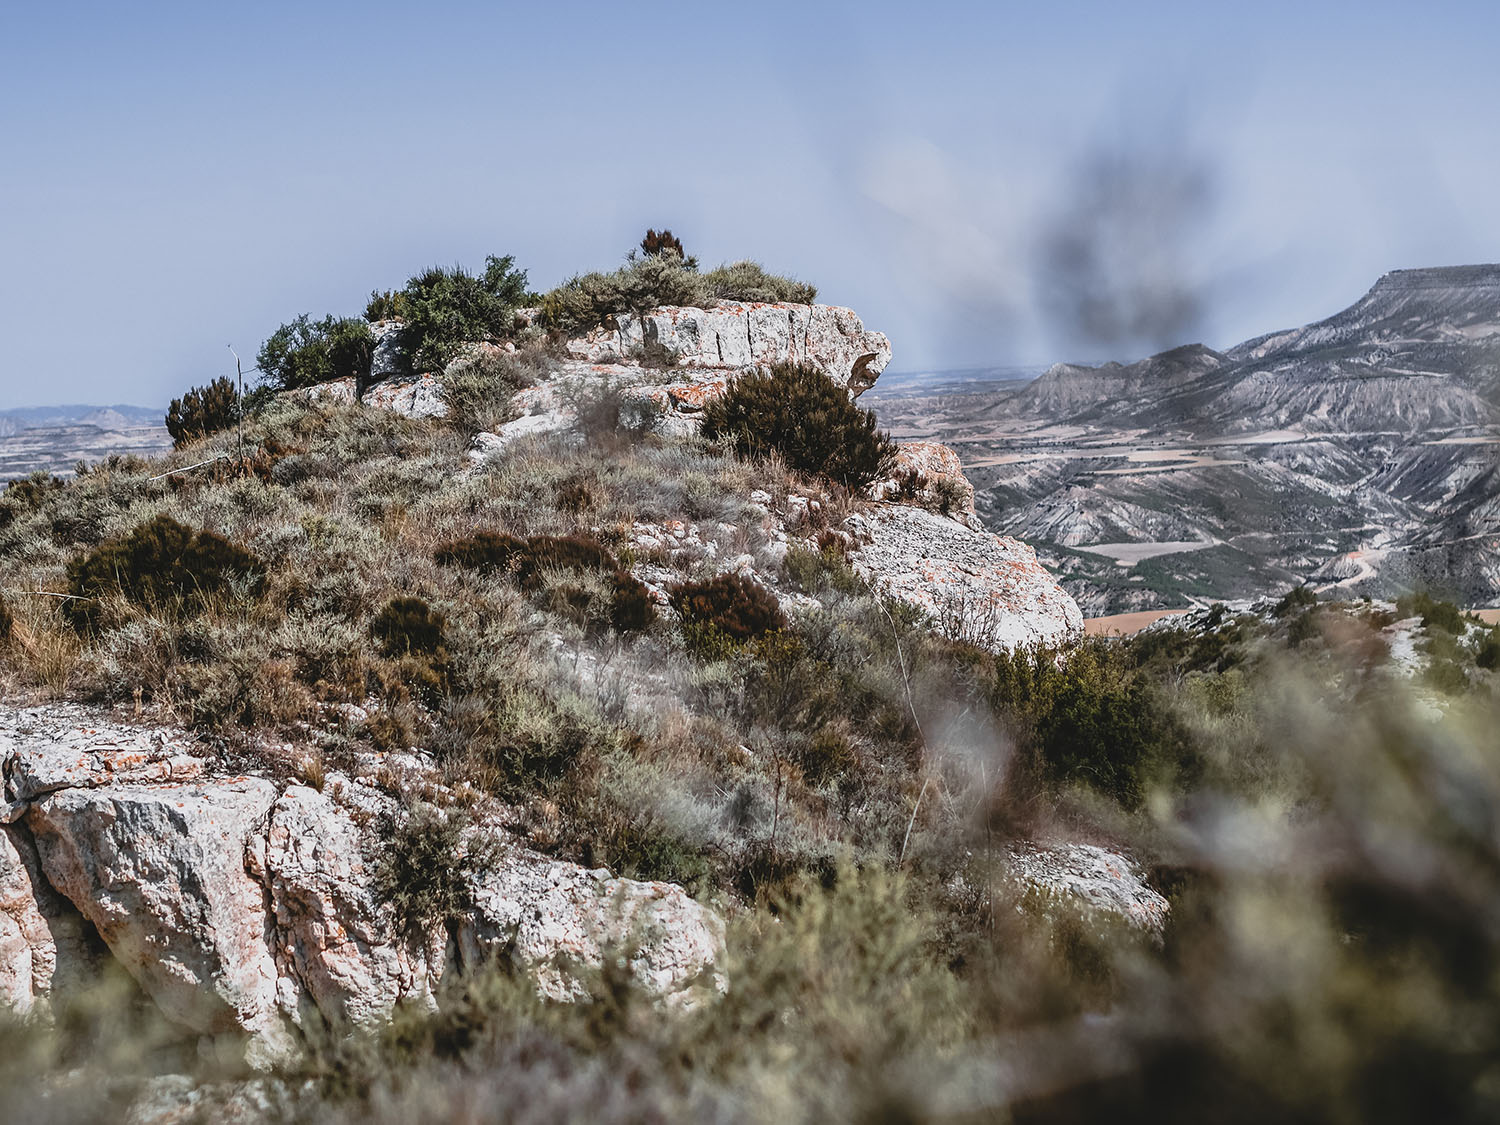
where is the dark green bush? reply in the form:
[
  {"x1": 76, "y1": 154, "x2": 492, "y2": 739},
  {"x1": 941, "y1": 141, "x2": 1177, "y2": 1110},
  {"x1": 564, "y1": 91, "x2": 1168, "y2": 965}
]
[
  {"x1": 992, "y1": 640, "x2": 1194, "y2": 810},
  {"x1": 0, "y1": 473, "x2": 64, "y2": 529},
  {"x1": 1272, "y1": 584, "x2": 1317, "y2": 617},
  {"x1": 434, "y1": 531, "x2": 527, "y2": 575},
  {"x1": 700, "y1": 362, "x2": 896, "y2": 489},
  {"x1": 165, "y1": 376, "x2": 239, "y2": 448},
  {"x1": 375, "y1": 803, "x2": 500, "y2": 934},
  {"x1": 257, "y1": 314, "x2": 375, "y2": 392},
  {"x1": 64, "y1": 515, "x2": 263, "y2": 630},
  {"x1": 372, "y1": 597, "x2": 448, "y2": 658},
  {"x1": 1397, "y1": 591, "x2": 1469, "y2": 635},
  {"x1": 364, "y1": 289, "x2": 409, "y2": 322},
  {"x1": 1478, "y1": 628, "x2": 1500, "y2": 671},
  {"x1": 399, "y1": 255, "x2": 531, "y2": 373},
  {"x1": 0, "y1": 595, "x2": 12, "y2": 644},
  {"x1": 670, "y1": 572, "x2": 786, "y2": 643}
]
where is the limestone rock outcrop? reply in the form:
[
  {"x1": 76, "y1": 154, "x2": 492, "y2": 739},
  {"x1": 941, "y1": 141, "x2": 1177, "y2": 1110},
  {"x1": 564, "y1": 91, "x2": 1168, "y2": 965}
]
[
  {"x1": 846, "y1": 505, "x2": 1084, "y2": 651},
  {"x1": 868, "y1": 441, "x2": 979, "y2": 527},
  {"x1": 564, "y1": 301, "x2": 891, "y2": 397},
  {"x1": 0, "y1": 706, "x2": 725, "y2": 1065}
]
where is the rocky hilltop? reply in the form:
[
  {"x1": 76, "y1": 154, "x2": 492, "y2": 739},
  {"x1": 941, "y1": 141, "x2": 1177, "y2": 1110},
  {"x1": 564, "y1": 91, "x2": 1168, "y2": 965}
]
[
  {"x1": 874, "y1": 265, "x2": 1500, "y2": 613},
  {"x1": 0, "y1": 278, "x2": 1119, "y2": 1110}
]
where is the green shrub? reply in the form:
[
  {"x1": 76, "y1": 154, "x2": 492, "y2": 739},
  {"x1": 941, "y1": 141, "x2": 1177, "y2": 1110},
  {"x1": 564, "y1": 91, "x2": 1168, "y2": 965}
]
[
  {"x1": 257, "y1": 314, "x2": 375, "y2": 392},
  {"x1": 165, "y1": 376, "x2": 239, "y2": 448},
  {"x1": 375, "y1": 803, "x2": 501, "y2": 934},
  {"x1": 399, "y1": 255, "x2": 531, "y2": 373},
  {"x1": 64, "y1": 515, "x2": 263, "y2": 631},
  {"x1": 670, "y1": 572, "x2": 786, "y2": 643},
  {"x1": 992, "y1": 640, "x2": 1194, "y2": 810},
  {"x1": 1272, "y1": 584, "x2": 1317, "y2": 617},
  {"x1": 539, "y1": 254, "x2": 707, "y2": 338},
  {"x1": 537, "y1": 244, "x2": 815, "y2": 337},
  {"x1": 700, "y1": 362, "x2": 896, "y2": 489},
  {"x1": 701, "y1": 260, "x2": 816, "y2": 304},
  {"x1": 440, "y1": 348, "x2": 549, "y2": 438},
  {"x1": 1397, "y1": 591, "x2": 1469, "y2": 635},
  {"x1": 364, "y1": 288, "x2": 409, "y2": 322},
  {"x1": 1477, "y1": 628, "x2": 1500, "y2": 671},
  {"x1": 371, "y1": 596, "x2": 447, "y2": 658}
]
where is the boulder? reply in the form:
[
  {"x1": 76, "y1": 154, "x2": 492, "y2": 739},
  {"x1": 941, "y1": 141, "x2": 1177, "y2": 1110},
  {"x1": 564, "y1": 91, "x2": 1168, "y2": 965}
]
[
  {"x1": 0, "y1": 824, "x2": 99, "y2": 1014},
  {"x1": 368, "y1": 321, "x2": 407, "y2": 385},
  {"x1": 1005, "y1": 842, "x2": 1169, "y2": 936},
  {"x1": 846, "y1": 505, "x2": 1083, "y2": 651},
  {"x1": 360, "y1": 373, "x2": 446, "y2": 419},
  {"x1": 27, "y1": 776, "x2": 295, "y2": 1066},
  {"x1": 461, "y1": 853, "x2": 724, "y2": 1002},
  {"x1": 869, "y1": 441, "x2": 979, "y2": 526}
]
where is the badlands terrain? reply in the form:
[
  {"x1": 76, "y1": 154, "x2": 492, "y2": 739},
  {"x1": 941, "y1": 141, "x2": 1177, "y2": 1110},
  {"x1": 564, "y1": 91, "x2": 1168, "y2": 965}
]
[{"x1": 869, "y1": 265, "x2": 1500, "y2": 614}]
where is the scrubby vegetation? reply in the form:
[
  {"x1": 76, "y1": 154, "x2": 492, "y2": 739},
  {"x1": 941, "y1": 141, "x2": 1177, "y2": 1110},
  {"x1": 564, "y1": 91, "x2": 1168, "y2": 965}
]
[
  {"x1": 4, "y1": 247, "x2": 1500, "y2": 1119},
  {"x1": 63, "y1": 514, "x2": 263, "y2": 631},
  {"x1": 165, "y1": 375, "x2": 238, "y2": 448},
  {"x1": 701, "y1": 361, "x2": 896, "y2": 489},
  {"x1": 397, "y1": 254, "x2": 532, "y2": 373},
  {"x1": 538, "y1": 233, "x2": 815, "y2": 337},
  {"x1": 670, "y1": 572, "x2": 786, "y2": 643},
  {"x1": 257, "y1": 314, "x2": 375, "y2": 393}
]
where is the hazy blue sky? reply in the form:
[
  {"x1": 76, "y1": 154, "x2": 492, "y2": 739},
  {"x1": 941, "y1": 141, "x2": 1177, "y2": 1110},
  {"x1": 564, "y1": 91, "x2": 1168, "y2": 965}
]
[{"x1": 3, "y1": 0, "x2": 1498, "y2": 407}]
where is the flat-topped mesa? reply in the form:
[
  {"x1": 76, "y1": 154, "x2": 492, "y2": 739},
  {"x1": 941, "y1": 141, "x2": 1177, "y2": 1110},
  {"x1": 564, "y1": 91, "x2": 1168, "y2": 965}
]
[{"x1": 562, "y1": 301, "x2": 893, "y2": 398}]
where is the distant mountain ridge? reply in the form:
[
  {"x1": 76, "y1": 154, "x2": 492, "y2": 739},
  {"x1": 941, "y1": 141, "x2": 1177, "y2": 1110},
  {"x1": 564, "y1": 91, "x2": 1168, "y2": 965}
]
[
  {"x1": 870, "y1": 265, "x2": 1500, "y2": 612},
  {"x1": 1009, "y1": 265, "x2": 1500, "y2": 435},
  {"x1": 0, "y1": 404, "x2": 171, "y2": 480}
]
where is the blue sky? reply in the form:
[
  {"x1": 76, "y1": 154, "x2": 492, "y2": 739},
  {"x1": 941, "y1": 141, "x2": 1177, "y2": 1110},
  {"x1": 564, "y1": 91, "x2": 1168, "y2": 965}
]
[{"x1": 3, "y1": 0, "x2": 1498, "y2": 407}]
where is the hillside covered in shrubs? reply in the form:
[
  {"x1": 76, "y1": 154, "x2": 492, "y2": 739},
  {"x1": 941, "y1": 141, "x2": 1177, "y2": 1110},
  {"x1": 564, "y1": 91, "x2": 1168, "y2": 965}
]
[{"x1": 1, "y1": 236, "x2": 1499, "y2": 1122}]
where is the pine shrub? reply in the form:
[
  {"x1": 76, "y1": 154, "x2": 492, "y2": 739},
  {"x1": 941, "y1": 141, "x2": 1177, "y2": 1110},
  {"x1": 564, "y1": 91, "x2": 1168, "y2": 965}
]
[
  {"x1": 257, "y1": 314, "x2": 375, "y2": 392},
  {"x1": 399, "y1": 255, "x2": 531, "y2": 373},
  {"x1": 670, "y1": 572, "x2": 786, "y2": 642},
  {"x1": 64, "y1": 515, "x2": 263, "y2": 630},
  {"x1": 375, "y1": 803, "x2": 500, "y2": 934},
  {"x1": 165, "y1": 376, "x2": 239, "y2": 448},
  {"x1": 640, "y1": 228, "x2": 687, "y2": 260},
  {"x1": 700, "y1": 362, "x2": 896, "y2": 489}
]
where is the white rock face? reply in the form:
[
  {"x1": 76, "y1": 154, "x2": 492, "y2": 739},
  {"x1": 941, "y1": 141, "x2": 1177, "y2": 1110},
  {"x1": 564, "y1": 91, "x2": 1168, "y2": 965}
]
[
  {"x1": 1005, "y1": 842, "x2": 1169, "y2": 936},
  {"x1": 461, "y1": 854, "x2": 725, "y2": 1002},
  {"x1": 368, "y1": 321, "x2": 407, "y2": 384},
  {"x1": 30, "y1": 776, "x2": 295, "y2": 1065},
  {"x1": 0, "y1": 824, "x2": 98, "y2": 1014},
  {"x1": 869, "y1": 441, "x2": 979, "y2": 527},
  {"x1": 565, "y1": 301, "x2": 891, "y2": 396},
  {"x1": 0, "y1": 706, "x2": 726, "y2": 1065},
  {"x1": 846, "y1": 505, "x2": 1084, "y2": 651},
  {"x1": 360, "y1": 374, "x2": 447, "y2": 418}
]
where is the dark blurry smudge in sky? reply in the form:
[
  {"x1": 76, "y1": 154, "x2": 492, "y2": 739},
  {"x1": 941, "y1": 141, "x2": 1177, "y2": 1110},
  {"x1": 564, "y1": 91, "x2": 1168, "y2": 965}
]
[{"x1": 1034, "y1": 128, "x2": 1218, "y2": 359}]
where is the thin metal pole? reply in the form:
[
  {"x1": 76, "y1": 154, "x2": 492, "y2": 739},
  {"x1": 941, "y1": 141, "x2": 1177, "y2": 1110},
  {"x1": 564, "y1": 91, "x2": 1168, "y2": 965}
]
[{"x1": 228, "y1": 345, "x2": 244, "y2": 471}]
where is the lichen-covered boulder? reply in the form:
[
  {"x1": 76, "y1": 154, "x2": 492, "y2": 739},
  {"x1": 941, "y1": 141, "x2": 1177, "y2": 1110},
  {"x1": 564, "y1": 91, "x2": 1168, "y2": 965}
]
[
  {"x1": 846, "y1": 505, "x2": 1083, "y2": 651},
  {"x1": 869, "y1": 441, "x2": 979, "y2": 525}
]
